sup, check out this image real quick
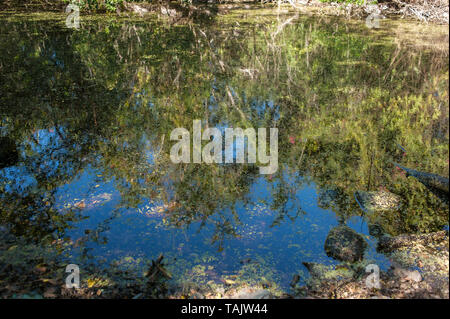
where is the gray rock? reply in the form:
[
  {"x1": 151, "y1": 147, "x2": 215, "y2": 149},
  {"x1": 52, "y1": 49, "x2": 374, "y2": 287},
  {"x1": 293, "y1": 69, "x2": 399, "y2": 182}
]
[
  {"x1": 393, "y1": 267, "x2": 422, "y2": 283},
  {"x1": 406, "y1": 271, "x2": 422, "y2": 283},
  {"x1": 324, "y1": 225, "x2": 368, "y2": 263}
]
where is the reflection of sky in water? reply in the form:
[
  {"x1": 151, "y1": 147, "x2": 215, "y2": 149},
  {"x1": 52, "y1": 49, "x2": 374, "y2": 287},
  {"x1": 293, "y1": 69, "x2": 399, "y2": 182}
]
[
  {"x1": 1, "y1": 12, "x2": 448, "y2": 296},
  {"x1": 57, "y1": 166, "x2": 390, "y2": 291},
  {"x1": 1, "y1": 126, "x2": 391, "y2": 291}
]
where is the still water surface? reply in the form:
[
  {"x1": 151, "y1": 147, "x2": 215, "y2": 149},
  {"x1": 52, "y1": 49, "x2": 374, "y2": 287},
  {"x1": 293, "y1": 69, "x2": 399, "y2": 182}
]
[{"x1": 0, "y1": 8, "x2": 448, "y2": 292}]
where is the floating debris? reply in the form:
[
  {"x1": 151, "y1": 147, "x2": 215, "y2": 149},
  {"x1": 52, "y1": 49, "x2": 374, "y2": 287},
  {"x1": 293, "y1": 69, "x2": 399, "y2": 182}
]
[
  {"x1": 139, "y1": 201, "x2": 180, "y2": 218},
  {"x1": 392, "y1": 162, "x2": 449, "y2": 204},
  {"x1": 145, "y1": 254, "x2": 172, "y2": 282}
]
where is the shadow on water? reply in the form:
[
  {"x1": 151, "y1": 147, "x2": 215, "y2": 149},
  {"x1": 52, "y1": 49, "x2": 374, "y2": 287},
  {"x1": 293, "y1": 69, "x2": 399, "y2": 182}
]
[{"x1": 0, "y1": 8, "x2": 448, "y2": 291}]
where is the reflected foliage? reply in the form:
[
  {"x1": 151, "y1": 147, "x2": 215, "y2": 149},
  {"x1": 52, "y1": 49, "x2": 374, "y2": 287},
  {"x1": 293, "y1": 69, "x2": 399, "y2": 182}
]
[{"x1": 0, "y1": 11, "x2": 448, "y2": 250}]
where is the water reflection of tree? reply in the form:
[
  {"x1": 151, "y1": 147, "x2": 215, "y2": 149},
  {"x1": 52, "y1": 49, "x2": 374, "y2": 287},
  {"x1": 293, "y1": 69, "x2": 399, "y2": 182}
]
[{"x1": 0, "y1": 13, "x2": 448, "y2": 249}]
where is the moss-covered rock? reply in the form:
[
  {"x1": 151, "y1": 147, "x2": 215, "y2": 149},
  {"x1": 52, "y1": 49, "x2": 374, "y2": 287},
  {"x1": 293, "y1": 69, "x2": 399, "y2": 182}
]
[{"x1": 324, "y1": 225, "x2": 368, "y2": 263}]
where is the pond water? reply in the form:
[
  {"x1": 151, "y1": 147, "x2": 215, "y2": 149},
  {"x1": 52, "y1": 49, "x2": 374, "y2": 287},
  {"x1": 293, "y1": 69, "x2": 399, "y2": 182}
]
[{"x1": 0, "y1": 7, "x2": 448, "y2": 293}]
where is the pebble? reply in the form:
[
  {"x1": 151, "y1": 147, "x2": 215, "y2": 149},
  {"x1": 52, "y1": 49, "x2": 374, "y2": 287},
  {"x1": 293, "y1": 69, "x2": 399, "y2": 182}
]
[
  {"x1": 405, "y1": 270, "x2": 422, "y2": 283},
  {"x1": 394, "y1": 268, "x2": 422, "y2": 282}
]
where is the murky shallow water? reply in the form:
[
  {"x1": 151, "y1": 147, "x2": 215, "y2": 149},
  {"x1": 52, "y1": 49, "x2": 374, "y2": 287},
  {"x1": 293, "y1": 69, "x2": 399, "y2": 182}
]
[{"x1": 0, "y1": 8, "x2": 448, "y2": 293}]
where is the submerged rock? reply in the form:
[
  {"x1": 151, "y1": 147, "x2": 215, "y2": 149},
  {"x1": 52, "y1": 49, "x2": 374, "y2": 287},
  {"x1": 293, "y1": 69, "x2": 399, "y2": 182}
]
[
  {"x1": 0, "y1": 136, "x2": 18, "y2": 169},
  {"x1": 317, "y1": 189, "x2": 340, "y2": 209},
  {"x1": 368, "y1": 223, "x2": 385, "y2": 238},
  {"x1": 239, "y1": 258, "x2": 253, "y2": 264},
  {"x1": 324, "y1": 225, "x2": 368, "y2": 263},
  {"x1": 354, "y1": 190, "x2": 402, "y2": 214}
]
